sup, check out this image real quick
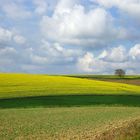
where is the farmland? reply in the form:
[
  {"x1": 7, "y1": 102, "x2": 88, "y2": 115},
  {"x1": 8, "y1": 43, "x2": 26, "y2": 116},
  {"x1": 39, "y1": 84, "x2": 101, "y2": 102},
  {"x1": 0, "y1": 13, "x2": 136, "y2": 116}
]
[
  {"x1": 67, "y1": 75, "x2": 140, "y2": 86},
  {"x1": 0, "y1": 73, "x2": 140, "y2": 99},
  {"x1": 0, "y1": 107, "x2": 140, "y2": 140},
  {"x1": 0, "y1": 73, "x2": 140, "y2": 140}
]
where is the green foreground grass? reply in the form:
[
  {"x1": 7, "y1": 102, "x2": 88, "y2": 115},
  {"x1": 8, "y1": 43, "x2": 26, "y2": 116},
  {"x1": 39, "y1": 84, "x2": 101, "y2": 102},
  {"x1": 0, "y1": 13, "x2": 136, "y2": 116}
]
[
  {"x1": 0, "y1": 107, "x2": 140, "y2": 140},
  {"x1": 0, "y1": 73, "x2": 140, "y2": 99}
]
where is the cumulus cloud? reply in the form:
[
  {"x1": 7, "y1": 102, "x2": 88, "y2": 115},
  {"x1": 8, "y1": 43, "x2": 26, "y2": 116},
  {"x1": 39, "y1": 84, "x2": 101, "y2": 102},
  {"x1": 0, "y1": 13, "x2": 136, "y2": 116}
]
[
  {"x1": 55, "y1": 0, "x2": 79, "y2": 14},
  {"x1": 77, "y1": 52, "x2": 109, "y2": 73},
  {"x1": 17, "y1": 40, "x2": 83, "y2": 73},
  {"x1": 0, "y1": 47, "x2": 17, "y2": 56},
  {"x1": 99, "y1": 45, "x2": 128, "y2": 62},
  {"x1": 0, "y1": 27, "x2": 26, "y2": 45},
  {"x1": 129, "y1": 44, "x2": 140, "y2": 60},
  {"x1": 13, "y1": 35, "x2": 26, "y2": 44},
  {"x1": 33, "y1": 0, "x2": 47, "y2": 15},
  {"x1": 77, "y1": 52, "x2": 94, "y2": 72},
  {"x1": 0, "y1": 27, "x2": 12, "y2": 42},
  {"x1": 0, "y1": 0, "x2": 140, "y2": 74},
  {"x1": 39, "y1": 40, "x2": 83, "y2": 64},
  {"x1": 2, "y1": 2, "x2": 32, "y2": 19},
  {"x1": 94, "y1": 0, "x2": 140, "y2": 19},
  {"x1": 91, "y1": 0, "x2": 140, "y2": 41},
  {"x1": 40, "y1": 0, "x2": 123, "y2": 47},
  {"x1": 77, "y1": 44, "x2": 140, "y2": 74}
]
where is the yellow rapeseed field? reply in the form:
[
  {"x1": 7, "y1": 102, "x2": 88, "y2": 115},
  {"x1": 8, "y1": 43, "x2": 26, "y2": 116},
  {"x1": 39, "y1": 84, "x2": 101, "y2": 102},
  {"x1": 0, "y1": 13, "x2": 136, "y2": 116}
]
[{"x1": 0, "y1": 73, "x2": 140, "y2": 98}]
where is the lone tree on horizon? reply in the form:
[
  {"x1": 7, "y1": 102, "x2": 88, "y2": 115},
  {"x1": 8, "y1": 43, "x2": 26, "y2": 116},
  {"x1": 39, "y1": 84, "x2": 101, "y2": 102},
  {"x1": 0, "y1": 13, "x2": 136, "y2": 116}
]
[{"x1": 115, "y1": 69, "x2": 126, "y2": 78}]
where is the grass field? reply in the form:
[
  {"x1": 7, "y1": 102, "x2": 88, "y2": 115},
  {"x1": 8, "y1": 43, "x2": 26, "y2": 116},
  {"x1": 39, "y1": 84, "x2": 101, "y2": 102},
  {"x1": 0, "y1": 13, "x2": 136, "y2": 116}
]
[
  {"x1": 0, "y1": 95, "x2": 140, "y2": 108},
  {"x1": 0, "y1": 73, "x2": 140, "y2": 140},
  {"x1": 0, "y1": 107, "x2": 140, "y2": 140}
]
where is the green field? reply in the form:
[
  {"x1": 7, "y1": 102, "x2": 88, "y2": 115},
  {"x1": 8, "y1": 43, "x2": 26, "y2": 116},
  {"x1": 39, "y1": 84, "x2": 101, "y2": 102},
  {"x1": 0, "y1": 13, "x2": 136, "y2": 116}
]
[
  {"x1": 0, "y1": 107, "x2": 140, "y2": 140},
  {"x1": 0, "y1": 73, "x2": 140, "y2": 140}
]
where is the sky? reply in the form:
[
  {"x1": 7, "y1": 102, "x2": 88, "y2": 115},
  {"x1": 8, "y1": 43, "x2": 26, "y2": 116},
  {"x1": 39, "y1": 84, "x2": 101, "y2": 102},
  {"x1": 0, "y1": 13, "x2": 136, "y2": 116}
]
[{"x1": 0, "y1": 0, "x2": 140, "y2": 74}]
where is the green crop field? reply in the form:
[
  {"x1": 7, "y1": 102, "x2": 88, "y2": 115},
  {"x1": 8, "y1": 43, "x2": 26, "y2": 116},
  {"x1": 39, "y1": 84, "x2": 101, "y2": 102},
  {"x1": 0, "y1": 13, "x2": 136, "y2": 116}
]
[
  {"x1": 0, "y1": 107, "x2": 140, "y2": 140},
  {"x1": 0, "y1": 73, "x2": 140, "y2": 140}
]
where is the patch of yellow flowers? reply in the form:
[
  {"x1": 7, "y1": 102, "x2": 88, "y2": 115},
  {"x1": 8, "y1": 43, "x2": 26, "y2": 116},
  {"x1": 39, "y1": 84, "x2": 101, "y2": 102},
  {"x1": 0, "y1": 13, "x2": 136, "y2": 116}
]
[{"x1": 0, "y1": 73, "x2": 140, "y2": 98}]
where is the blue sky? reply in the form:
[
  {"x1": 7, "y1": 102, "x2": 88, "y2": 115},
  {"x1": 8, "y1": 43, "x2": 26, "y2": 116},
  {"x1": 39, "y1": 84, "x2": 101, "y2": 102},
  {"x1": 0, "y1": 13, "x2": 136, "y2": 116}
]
[{"x1": 0, "y1": 0, "x2": 140, "y2": 74}]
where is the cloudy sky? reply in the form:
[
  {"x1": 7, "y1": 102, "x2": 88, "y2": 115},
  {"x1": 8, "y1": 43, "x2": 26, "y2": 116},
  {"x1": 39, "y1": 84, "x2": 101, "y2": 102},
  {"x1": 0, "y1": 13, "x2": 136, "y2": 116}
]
[{"x1": 0, "y1": 0, "x2": 140, "y2": 74}]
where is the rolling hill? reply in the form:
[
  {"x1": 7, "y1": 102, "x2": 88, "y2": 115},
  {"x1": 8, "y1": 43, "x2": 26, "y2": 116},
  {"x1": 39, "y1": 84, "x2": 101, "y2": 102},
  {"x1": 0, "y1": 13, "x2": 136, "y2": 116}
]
[{"x1": 0, "y1": 73, "x2": 140, "y2": 99}]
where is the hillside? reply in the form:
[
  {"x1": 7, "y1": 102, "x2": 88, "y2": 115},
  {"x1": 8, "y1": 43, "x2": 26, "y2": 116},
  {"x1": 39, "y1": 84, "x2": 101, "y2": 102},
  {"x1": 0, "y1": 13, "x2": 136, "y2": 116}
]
[
  {"x1": 0, "y1": 73, "x2": 140, "y2": 99},
  {"x1": 67, "y1": 75, "x2": 140, "y2": 86}
]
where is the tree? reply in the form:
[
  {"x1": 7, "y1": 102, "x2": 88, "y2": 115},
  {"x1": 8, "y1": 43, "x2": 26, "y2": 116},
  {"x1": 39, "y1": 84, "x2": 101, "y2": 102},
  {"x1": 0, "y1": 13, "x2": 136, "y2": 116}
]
[{"x1": 115, "y1": 69, "x2": 125, "y2": 78}]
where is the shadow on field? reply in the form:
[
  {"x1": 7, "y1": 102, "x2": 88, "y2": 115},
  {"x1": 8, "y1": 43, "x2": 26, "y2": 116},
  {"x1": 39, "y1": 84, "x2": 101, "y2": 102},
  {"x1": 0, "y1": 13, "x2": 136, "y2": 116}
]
[{"x1": 0, "y1": 95, "x2": 140, "y2": 108}]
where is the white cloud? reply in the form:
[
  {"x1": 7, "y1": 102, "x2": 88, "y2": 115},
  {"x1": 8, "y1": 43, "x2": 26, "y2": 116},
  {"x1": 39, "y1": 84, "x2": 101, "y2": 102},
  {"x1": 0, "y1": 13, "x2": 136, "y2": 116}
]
[
  {"x1": 77, "y1": 44, "x2": 140, "y2": 74},
  {"x1": 39, "y1": 40, "x2": 82, "y2": 64},
  {"x1": 0, "y1": 27, "x2": 12, "y2": 42},
  {"x1": 0, "y1": 27, "x2": 26, "y2": 45},
  {"x1": 2, "y1": 2, "x2": 32, "y2": 19},
  {"x1": 40, "y1": 0, "x2": 120, "y2": 47},
  {"x1": 55, "y1": 0, "x2": 79, "y2": 14},
  {"x1": 129, "y1": 44, "x2": 140, "y2": 60},
  {"x1": 18, "y1": 40, "x2": 83, "y2": 73},
  {"x1": 0, "y1": 0, "x2": 140, "y2": 74},
  {"x1": 30, "y1": 54, "x2": 48, "y2": 65},
  {"x1": 98, "y1": 50, "x2": 107, "y2": 59},
  {"x1": 77, "y1": 52, "x2": 94, "y2": 72},
  {"x1": 77, "y1": 52, "x2": 108, "y2": 73},
  {"x1": 13, "y1": 35, "x2": 26, "y2": 44},
  {"x1": 94, "y1": 0, "x2": 140, "y2": 19},
  {"x1": 0, "y1": 47, "x2": 17, "y2": 56},
  {"x1": 33, "y1": 0, "x2": 47, "y2": 15},
  {"x1": 99, "y1": 45, "x2": 128, "y2": 62}
]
